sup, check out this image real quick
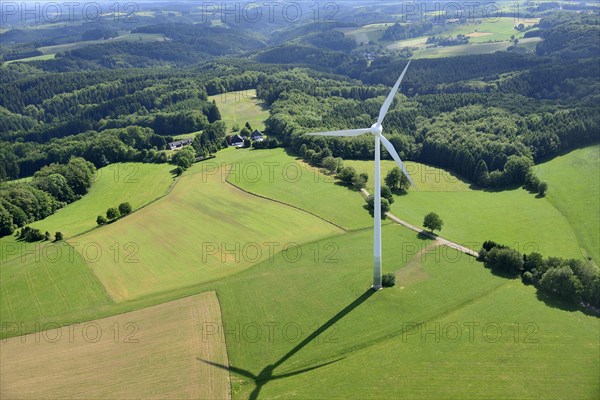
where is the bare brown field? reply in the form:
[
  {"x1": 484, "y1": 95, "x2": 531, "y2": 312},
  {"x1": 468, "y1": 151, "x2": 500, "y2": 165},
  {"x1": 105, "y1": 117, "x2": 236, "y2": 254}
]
[
  {"x1": 0, "y1": 291, "x2": 230, "y2": 400},
  {"x1": 467, "y1": 31, "x2": 493, "y2": 38}
]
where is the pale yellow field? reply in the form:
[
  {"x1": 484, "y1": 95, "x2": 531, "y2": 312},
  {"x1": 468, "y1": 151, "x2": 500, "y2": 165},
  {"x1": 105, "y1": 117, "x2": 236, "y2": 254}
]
[{"x1": 0, "y1": 291, "x2": 230, "y2": 400}]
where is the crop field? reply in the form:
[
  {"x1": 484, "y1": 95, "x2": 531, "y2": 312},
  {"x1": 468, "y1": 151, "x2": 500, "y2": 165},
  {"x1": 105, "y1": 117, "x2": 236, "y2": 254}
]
[
  {"x1": 208, "y1": 89, "x2": 269, "y2": 133},
  {"x1": 75, "y1": 158, "x2": 342, "y2": 301},
  {"x1": 412, "y1": 38, "x2": 542, "y2": 59},
  {"x1": 536, "y1": 145, "x2": 600, "y2": 264},
  {"x1": 0, "y1": 291, "x2": 230, "y2": 400},
  {"x1": 384, "y1": 17, "x2": 542, "y2": 57}
]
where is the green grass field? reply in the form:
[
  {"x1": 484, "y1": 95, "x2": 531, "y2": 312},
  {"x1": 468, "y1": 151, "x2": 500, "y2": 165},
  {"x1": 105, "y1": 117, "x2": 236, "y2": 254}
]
[
  {"x1": 208, "y1": 89, "x2": 269, "y2": 133},
  {"x1": 537, "y1": 145, "x2": 600, "y2": 264},
  {"x1": 30, "y1": 162, "x2": 174, "y2": 238},
  {"x1": 297, "y1": 155, "x2": 581, "y2": 259},
  {"x1": 218, "y1": 148, "x2": 374, "y2": 230},
  {"x1": 1, "y1": 146, "x2": 597, "y2": 398},
  {"x1": 75, "y1": 157, "x2": 342, "y2": 301},
  {"x1": 213, "y1": 226, "x2": 599, "y2": 399},
  {"x1": 0, "y1": 162, "x2": 173, "y2": 330}
]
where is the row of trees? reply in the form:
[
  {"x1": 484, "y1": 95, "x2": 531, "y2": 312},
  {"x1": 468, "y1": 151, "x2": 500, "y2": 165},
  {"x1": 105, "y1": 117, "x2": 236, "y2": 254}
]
[
  {"x1": 0, "y1": 157, "x2": 95, "y2": 237},
  {"x1": 478, "y1": 241, "x2": 600, "y2": 308},
  {"x1": 97, "y1": 202, "x2": 132, "y2": 225}
]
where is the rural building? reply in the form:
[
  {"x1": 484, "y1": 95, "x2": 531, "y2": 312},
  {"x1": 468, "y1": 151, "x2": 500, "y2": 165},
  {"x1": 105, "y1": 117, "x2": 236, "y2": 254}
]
[
  {"x1": 230, "y1": 134, "x2": 244, "y2": 147},
  {"x1": 167, "y1": 138, "x2": 193, "y2": 150},
  {"x1": 251, "y1": 130, "x2": 264, "y2": 142}
]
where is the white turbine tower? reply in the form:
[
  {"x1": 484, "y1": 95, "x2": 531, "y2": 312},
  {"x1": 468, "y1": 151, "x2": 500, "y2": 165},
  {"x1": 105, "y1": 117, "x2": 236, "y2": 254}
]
[{"x1": 306, "y1": 61, "x2": 416, "y2": 290}]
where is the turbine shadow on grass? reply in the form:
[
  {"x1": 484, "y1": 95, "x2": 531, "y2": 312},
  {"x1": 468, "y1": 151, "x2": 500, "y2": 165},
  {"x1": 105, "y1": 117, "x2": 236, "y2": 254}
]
[{"x1": 198, "y1": 289, "x2": 375, "y2": 399}]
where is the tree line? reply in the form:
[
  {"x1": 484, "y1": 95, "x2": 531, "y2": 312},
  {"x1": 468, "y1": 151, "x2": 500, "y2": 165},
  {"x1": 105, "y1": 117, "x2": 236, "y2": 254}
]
[
  {"x1": 478, "y1": 241, "x2": 600, "y2": 310},
  {"x1": 0, "y1": 157, "x2": 95, "y2": 237}
]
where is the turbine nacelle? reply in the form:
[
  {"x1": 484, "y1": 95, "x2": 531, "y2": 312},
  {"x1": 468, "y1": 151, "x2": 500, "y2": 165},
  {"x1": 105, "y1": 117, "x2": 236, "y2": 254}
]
[{"x1": 370, "y1": 123, "x2": 383, "y2": 135}]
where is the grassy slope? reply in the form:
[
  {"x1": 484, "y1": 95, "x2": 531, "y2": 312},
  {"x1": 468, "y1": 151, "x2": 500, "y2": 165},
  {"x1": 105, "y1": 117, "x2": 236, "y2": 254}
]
[
  {"x1": 536, "y1": 145, "x2": 600, "y2": 264},
  {"x1": 1, "y1": 291, "x2": 230, "y2": 400},
  {"x1": 214, "y1": 226, "x2": 599, "y2": 399},
  {"x1": 219, "y1": 148, "x2": 374, "y2": 230},
  {"x1": 329, "y1": 157, "x2": 581, "y2": 258},
  {"x1": 0, "y1": 163, "x2": 173, "y2": 329},
  {"x1": 208, "y1": 89, "x2": 269, "y2": 133},
  {"x1": 76, "y1": 157, "x2": 343, "y2": 302}
]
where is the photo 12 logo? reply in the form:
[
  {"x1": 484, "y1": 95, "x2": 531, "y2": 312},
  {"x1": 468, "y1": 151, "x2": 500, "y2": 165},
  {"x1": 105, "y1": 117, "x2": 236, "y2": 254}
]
[
  {"x1": 1, "y1": 2, "x2": 140, "y2": 24},
  {"x1": 199, "y1": 2, "x2": 339, "y2": 24}
]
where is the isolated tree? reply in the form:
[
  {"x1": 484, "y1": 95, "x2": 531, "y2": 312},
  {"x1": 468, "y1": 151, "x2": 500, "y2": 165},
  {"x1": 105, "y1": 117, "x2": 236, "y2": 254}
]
[
  {"x1": 97, "y1": 215, "x2": 107, "y2": 225},
  {"x1": 538, "y1": 181, "x2": 548, "y2": 196},
  {"x1": 423, "y1": 212, "x2": 443, "y2": 233},
  {"x1": 106, "y1": 207, "x2": 120, "y2": 220},
  {"x1": 245, "y1": 121, "x2": 252, "y2": 131},
  {"x1": 385, "y1": 166, "x2": 410, "y2": 192},
  {"x1": 118, "y1": 202, "x2": 132, "y2": 216},
  {"x1": 381, "y1": 185, "x2": 395, "y2": 204},
  {"x1": 54, "y1": 231, "x2": 63, "y2": 241},
  {"x1": 44, "y1": 231, "x2": 51, "y2": 241},
  {"x1": 364, "y1": 195, "x2": 390, "y2": 219}
]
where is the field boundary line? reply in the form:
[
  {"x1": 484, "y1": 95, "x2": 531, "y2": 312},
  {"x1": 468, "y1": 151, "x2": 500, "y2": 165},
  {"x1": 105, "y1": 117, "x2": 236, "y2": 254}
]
[
  {"x1": 214, "y1": 290, "x2": 233, "y2": 400},
  {"x1": 224, "y1": 172, "x2": 348, "y2": 232}
]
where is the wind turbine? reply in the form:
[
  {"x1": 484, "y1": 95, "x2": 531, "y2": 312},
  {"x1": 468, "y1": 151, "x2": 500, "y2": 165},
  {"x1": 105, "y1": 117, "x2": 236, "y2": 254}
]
[{"x1": 305, "y1": 60, "x2": 416, "y2": 290}]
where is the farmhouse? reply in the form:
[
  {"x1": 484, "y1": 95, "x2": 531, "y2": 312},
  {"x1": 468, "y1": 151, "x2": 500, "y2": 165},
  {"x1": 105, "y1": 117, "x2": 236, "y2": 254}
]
[
  {"x1": 167, "y1": 138, "x2": 193, "y2": 150},
  {"x1": 251, "y1": 129, "x2": 264, "y2": 142},
  {"x1": 230, "y1": 134, "x2": 244, "y2": 147}
]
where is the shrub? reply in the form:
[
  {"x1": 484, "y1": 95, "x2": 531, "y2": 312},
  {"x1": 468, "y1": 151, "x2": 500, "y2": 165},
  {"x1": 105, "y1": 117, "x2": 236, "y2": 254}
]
[
  {"x1": 382, "y1": 273, "x2": 396, "y2": 287},
  {"x1": 97, "y1": 215, "x2": 107, "y2": 225},
  {"x1": 538, "y1": 181, "x2": 548, "y2": 196},
  {"x1": 54, "y1": 231, "x2": 63, "y2": 241}
]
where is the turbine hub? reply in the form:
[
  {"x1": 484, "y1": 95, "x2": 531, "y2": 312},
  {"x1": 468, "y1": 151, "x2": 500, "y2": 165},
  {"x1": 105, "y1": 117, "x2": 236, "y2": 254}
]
[{"x1": 371, "y1": 123, "x2": 383, "y2": 135}]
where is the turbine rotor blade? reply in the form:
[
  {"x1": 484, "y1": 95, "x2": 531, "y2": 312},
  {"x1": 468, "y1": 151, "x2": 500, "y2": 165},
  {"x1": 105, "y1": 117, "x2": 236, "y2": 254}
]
[
  {"x1": 304, "y1": 128, "x2": 371, "y2": 137},
  {"x1": 379, "y1": 134, "x2": 417, "y2": 190},
  {"x1": 377, "y1": 60, "x2": 411, "y2": 126}
]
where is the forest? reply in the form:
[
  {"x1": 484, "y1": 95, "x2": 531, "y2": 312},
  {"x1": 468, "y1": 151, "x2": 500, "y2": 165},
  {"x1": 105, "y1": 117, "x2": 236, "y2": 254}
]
[{"x1": 0, "y1": 9, "x2": 599, "y2": 234}]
